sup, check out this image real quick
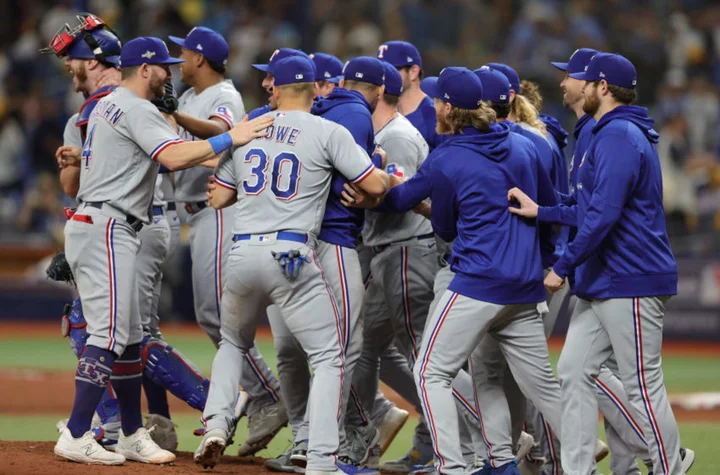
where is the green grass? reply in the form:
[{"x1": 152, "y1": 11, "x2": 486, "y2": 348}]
[{"x1": 1, "y1": 329, "x2": 718, "y2": 474}]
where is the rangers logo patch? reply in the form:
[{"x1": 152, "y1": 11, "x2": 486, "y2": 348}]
[
  {"x1": 76, "y1": 357, "x2": 111, "y2": 387},
  {"x1": 215, "y1": 106, "x2": 234, "y2": 122}
]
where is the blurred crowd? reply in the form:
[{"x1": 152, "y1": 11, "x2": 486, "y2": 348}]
[{"x1": 0, "y1": 0, "x2": 719, "y2": 254}]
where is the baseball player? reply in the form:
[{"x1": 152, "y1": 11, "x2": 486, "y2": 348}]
[
  {"x1": 377, "y1": 41, "x2": 438, "y2": 150},
  {"x1": 311, "y1": 52, "x2": 344, "y2": 98},
  {"x1": 407, "y1": 67, "x2": 563, "y2": 475},
  {"x1": 348, "y1": 63, "x2": 480, "y2": 473},
  {"x1": 54, "y1": 35, "x2": 273, "y2": 465},
  {"x1": 49, "y1": 15, "x2": 221, "y2": 452},
  {"x1": 168, "y1": 26, "x2": 288, "y2": 454},
  {"x1": 194, "y1": 55, "x2": 390, "y2": 473},
  {"x1": 274, "y1": 55, "x2": 386, "y2": 471},
  {"x1": 509, "y1": 53, "x2": 686, "y2": 475}
]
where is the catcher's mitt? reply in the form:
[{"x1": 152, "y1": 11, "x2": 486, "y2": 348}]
[
  {"x1": 46, "y1": 252, "x2": 75, "y2": 286},
  {"x1": 151, "y1": 79, "x2": 178, "y2": 114}
]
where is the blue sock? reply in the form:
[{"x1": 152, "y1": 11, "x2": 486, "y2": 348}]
[
  {"x1": 142, "y1": 374, "x2": 171, "y2": 419},
  {"x1": 111, "y1": 343, "x2": 144, "y2": 436},
  {"x1": 67, "y1": 345, "x2": 116, "y2": 438}
]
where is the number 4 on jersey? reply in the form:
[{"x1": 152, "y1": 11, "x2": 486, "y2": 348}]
[
  {"x1": 243, "y1": 148, "x2": 301, "y2": 200},
  {"x1": 81, "y1": 124, "x2": 96, "y2": 169}
]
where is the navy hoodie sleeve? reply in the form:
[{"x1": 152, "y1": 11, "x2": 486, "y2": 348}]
[
  {"x1": 429, "y1": 171, "x2": 458, "y2": 242},
  {"x1": 537, "y1": 203, "x2": 577, "y2": 226},
  {"x1": 553, "y1": 134, "x2": 641, "y2": 278},
  {"x1": 383, "y1": 157, "x2": 433, "y2": 212}
]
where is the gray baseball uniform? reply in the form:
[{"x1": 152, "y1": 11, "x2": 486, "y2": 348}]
[
  {"x1": 65, "y1": 86, "x2": 181, "y2": 356},
  {"x1": 202, "y1": 110, "x2": 376, "y2": 471},
  {"x1": 558, "y1": 297, "x2": 681, "y2": 475},
  {"x1": 175, "y1": 79, "x2": 281, "y2": 413},
  {"x1": 63, "y1": 114, "x2": 83, "y2": 148}
]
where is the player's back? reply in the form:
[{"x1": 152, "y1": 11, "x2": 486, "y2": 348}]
[
  {"x1": 215, "y1": 111, "x2": 374, "y2": 237},
  {"x1": 175, "y1": 80, "x2": 244, "y2": 203},
  {"x1": 77, "y1": 87, "x2": 178, "y2": 222}
]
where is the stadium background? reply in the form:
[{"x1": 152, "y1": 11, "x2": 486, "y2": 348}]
[{"x1": 0, "y1": 0, "x2": 718, "y2": 473}]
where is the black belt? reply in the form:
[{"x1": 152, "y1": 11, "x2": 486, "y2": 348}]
[
  {"x1": 167, "y1": 201, "x2": 176, "y2": 211},
  {"x1": 184, "y1": 201, "x2": 208, "y2": 215},
  {"x1": 372, "y1": 233, "x2": 435, "y2": 254},
  {"x1": 86, "y1": 202, "x2": 143, "y2": 232}
]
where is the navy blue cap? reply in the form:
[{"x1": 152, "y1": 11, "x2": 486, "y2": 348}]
[
  {"x1": 168, "y1": 26, "x2": 230, "y2": 65},
  {"x1": 269, "y1": 56, "x2": 315, "y2": 86},
  {"x1": 473, "y1": 67, "x2": 510, "y2": 104},
  {"x1": 382, "y1": 61, "x2": 403, "y2": 95},
  {"x1": 119, "y1": 37, "x2": 184, "y2": 68},
  {"x1": 310, "y1": 52, "x2": 343, "y2": 84},
  {"x1": 253, "y1": 48, "x2": 310, "y2": 73},
  {"x1": 377, "y1": 41, "x2": 422, "y2": 68},
  {"x1": 420, "y1": 67, "x2": 483, "y2": 110},
  {"x1": 484, "y1": 63, "x2": 520, "y2": 93},
  {"x1": 551, "y1": 48, "x2": 599, "y2": 74},
  {"x1": 570, "y1": 52, "x2": 637, "y2": 88},
  {"x1": 342, "y1": 56, "x2": 385, "y2": 86}
]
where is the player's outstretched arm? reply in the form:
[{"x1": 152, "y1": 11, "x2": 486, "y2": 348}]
[
  {"x1": 355, "y1": 168, "x2": 389, "y2": 197},
  {"x1": 156, "y1": 115, "x2": 272, "y2": 171},
  {"x1": 173, "y1": 113, "x2": 229, "y2": 139}
]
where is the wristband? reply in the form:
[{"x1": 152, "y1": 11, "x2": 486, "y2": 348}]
[{"x1": 208, "y1": 132, "x2": 233, "y2": 155}]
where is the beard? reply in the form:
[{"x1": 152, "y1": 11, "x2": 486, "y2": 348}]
[
  {"x1": 562, "y1": 88, "x2": 583, "y2": 108},
  {"x1": 149, "y1": 69, "x2": 166, "y2": 98},
  {"x1": 71, "y1": 63, "x2": 88, "y2": 93},
  {"x1": 582, "y1": 85, "x2": 601, "y2": 116},
  {"x1": 436, "y1": 109, "x2": 452, "y2": 134}
]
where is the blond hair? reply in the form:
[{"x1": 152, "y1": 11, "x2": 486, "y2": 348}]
[
  {"x1": 441, "y1": 103, "x2": 497, "y2": 135},
  {"x1": 510, "y1": 93, "x2": 547, "y2": 137},
  {"x1": 277, "y1": 82, "x2": 315, "y2": 98},
  {"x1": 520, "y1": 80, "x2": 543, "y2": 111}
]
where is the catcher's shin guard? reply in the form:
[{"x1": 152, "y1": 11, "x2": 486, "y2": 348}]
[
  {"x1": 142, "y1": 337, "x2": 210, "y2": 411},
  {"x1": 62, "y1": 298, "x2": 89, "y2": 357}
]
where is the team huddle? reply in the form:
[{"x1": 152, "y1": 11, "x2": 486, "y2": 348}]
[{"x1": 45, "y1": 11, "x2": 696, "y2": 475}]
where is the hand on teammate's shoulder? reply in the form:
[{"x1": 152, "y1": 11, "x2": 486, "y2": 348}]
[{"x1": 228, "y1": 114, "x2": 274, "y2": 146}]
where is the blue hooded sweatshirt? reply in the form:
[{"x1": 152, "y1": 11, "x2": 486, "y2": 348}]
[
  {"x1": 406, "y1": 96, "x2": 439, "y2": 151},
  {"x1": 540, "y1": 113, "x2": 569, "y2": 195},
  {"x1": 552, "y1": 105, "x2": 678, "y2": 300},
  {"x1": 311, "y1": 87, "x2": 380, "y2": 248},
  {"x1": 386, "y1": 123, "x2": 556, "y2": 304},
  {"x1": 248, "y1": 104, "x2": 273, "y2": 120},
  {"x1": 503, "y1": 122, "x2": 559, "y2": 267}
]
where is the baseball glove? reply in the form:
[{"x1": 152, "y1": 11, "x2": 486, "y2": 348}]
[
  {"x1": 152, "y1": 79, "x2": 178, "y2": 114},
  {"x1": 46, "y1": 251, "x2": 75, "y2": 287}
]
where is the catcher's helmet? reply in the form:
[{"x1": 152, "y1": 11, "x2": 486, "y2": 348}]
[{"x1": 41, "y1": 13, "x2": 122, "y2": 67}]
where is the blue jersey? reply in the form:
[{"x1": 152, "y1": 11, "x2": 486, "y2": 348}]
[
  {"x1": 387, "y1": 124, "x2": 556, "y2": 305},
  {"x1": 405, "y1": 96, "x2": 438, "y2": 151},
  {"x1": 552, "y1": 106, "x2": 677, "y2": 300},
  {"x1": 311, "y1": 88, "x2": 380, "y2": 248},
  {"x1": 248, "y1": 104, "x2": 273, "y2": 120}
]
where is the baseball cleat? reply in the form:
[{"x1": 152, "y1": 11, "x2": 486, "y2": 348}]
[
  {"x1": 228, "y1": 390, "x2": 250, "y2": 447},
  {"x1": 194, "y1": 428, "x2": 228, "y2": 468},
  {"x1": 337, "y1": 456, "x2": 381, "y2": 475},
  {"x1": 376, "y1": 406, "x2": 409, "y2": 455},
  {"x1": 515, "y1": 431, "x2": 535, "y2": 461},
  {"x1": 116, "y1": 427, "x2": 176, "y2": 464},
  {"x1": 380, "y1": 444, "x2": 435, "y2": 474},
  {"x1": 237, "y1": 396, "x2": 289, "y2": 456},
  {"x1": 54, "y1": 427, "x2": 126, "y2": 465},
  {"x1": 408, "y1": 462, "x2": 436, "y2": 475},
  {"x1": 265, "y1": 448, "x2": 298, "y2": 472},
  {"x1": 144, "y1": 413, "x2": 178, "y2": 451},
  {"x1": 290, "y1": 439, "x2": 309, "y2": 468},
  {"x1": 594, "y1": 439, "x2": 609, "y2": 462},
  {"x1": 347, "y1": 424, "x2": 380, "y2": 465},
  {"x1": 681, "y1": 447, "x2": 696, "y2": 473}
]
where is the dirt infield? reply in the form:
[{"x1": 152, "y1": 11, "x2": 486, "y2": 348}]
[{"x1": 0, "y1": 441, "x2": 268, "y2": 475}]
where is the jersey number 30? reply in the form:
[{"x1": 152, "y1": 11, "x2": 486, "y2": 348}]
[{"x1": 242, "y1": 148, "x2": 301, "y2": 200}]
